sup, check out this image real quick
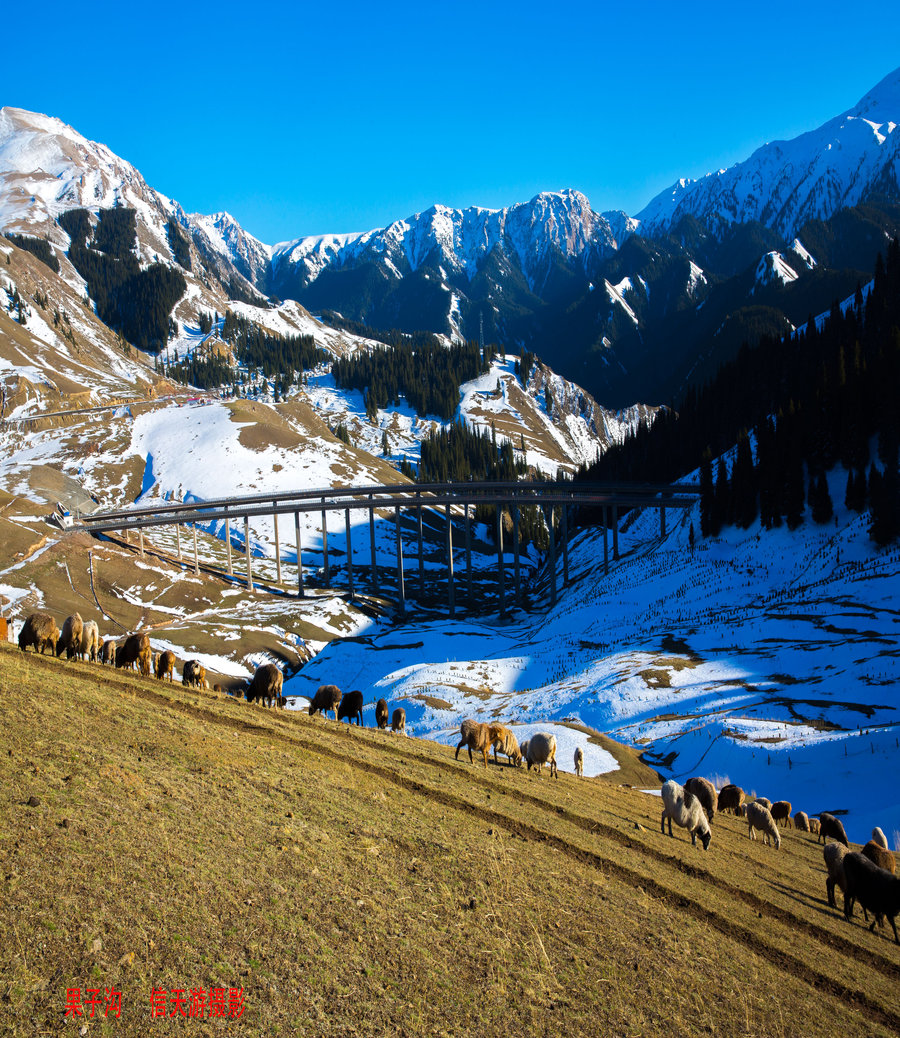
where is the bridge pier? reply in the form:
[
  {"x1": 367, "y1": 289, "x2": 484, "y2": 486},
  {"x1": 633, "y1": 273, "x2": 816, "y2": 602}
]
[
  {"x1": 603, "y1": 507, "x2": 609, "y2": 575},
  {"x1": 139, "y1": 528, "x2": 144, "y2": 557},
  {"x1": 446, "y1": 504, "x2": 455, "y2": 617},
  {"x1": 512, "y1": 504, "x2": 520, "y2": 605},
  {"x1": 244, "y1": 516, "x2": 252, "y2": 587},
  {"x1": 660, "y1": 504, "x2": 666, "y2": 537},
  {"x1": 465, "y1": 505, "x2": 473, "y2": 604},
  {"x1": 395, "y1": 507, "x2": 405, "y2": 614},
  {"x1": 417, "y1": 504, "x2": 425, "y2": 595},
  {"x1": 613, "y1": 506, "x2": 619, "y2": 560},
  {"x1": 368, "y1": 497, "x2": 378, "y2": 590},
  {"x1": 193, "y1": 523, "x2": 199, "y2": 575},
  {"x1": 176, "y1": 523, "x2": 182, "y2": 561},
  {"x1": 562, "y1": 505, "x2": 569, "y2": 585},
  {"x1": 225, "y1": 513, "x2": 232, "y2": 575},
  {"x1": 345, "y1": 509, "x2": 353, "y2": 599},
  {"x1": 497, "y1": 505, "x2": 505, "y2": 617},
  {"x1": 321, "y1": 503, "x2": 330, "y2": 587},
  {"x1": 547, "y1": 506, "x2": 556, "y2": 607},
  {"x1": 273, "y1": 510, "x2": 282, "y2": 583},
  {"x1": 295, "y1": 511, "x2": 304, "y2": 597}
]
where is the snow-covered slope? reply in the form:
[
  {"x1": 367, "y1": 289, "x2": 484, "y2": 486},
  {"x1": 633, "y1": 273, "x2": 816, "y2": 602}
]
[
  {"x1": 288, "y1": 466, "x2": 900, "y2": 846},
  {"x1": 637, "y1": 67, "x2": 900, "y2": 241}
]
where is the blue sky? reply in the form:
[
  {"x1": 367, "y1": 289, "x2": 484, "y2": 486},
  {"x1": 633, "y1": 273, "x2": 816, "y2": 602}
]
[{"x1": 7, "y1": 1, "x2": 900, "y2": 244}]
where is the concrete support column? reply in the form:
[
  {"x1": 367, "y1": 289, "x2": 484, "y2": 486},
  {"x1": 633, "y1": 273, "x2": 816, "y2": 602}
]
[
  {"x1": 321, "y1": 505, "x2": 330, "y2": 587},
  {"x1": 561, "y1": 505, "x2": 569, "y2": 586},
  {"x1": 395, "y1": 507, "x2": 405, "y2": 614},
  {"x1": 273, "y1": 510, "x2": 282, "y2": 584},
  {"x1": 295, "y1": 511, "x2": 304, "y2": 598},
  {"x1": 369, "y1": 497, "x2": 378, "y2": 590},
  {"x1": 225, "y1": 513, "x2": 232, "y2": 575},
  {"x1": 512, "y1": 504, "x2": 520, "y2": 605},
  {"x1": 497, "y1": 505, "x2": 505, "y2": 617},
  {"x1": 176, "y1": 523, "x2": 182, "y2": 561},
  {"x1": 547, "y1": 506, "x2": 556, "y2": 607},
  {"x1": 446, "y1": 503, "x2": 455, "y2": 618},
  {"x1": 345, "y1": 509, "x2": 354, "y2": 599},
  {"x1": 244, "y1": 516, "x2": 252, "y2": 587},
  {"x1": 193, "y1": 523, "x2": 199, "y2": 576}
]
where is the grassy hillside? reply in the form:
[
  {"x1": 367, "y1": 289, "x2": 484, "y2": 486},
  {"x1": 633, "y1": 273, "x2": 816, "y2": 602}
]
[{"x1": 1, "y1": 644, "x2": 898, "y2": 1036}]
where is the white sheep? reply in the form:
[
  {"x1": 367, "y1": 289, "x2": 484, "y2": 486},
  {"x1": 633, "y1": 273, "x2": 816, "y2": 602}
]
[
  {"x1": 522, "y1": 733, "x2": 558, "y2": 778},
  {"x1": 574, "y1": 746, "x2": 584, "y2": 778},
  {"x1": 746, "y1": 801, "x2": 781, "y2": 849},
  {"x1": 872, "y1": 827, "x2": 889, "y2": 850},
  {"x1": 660, "y1": 779, "x2": 711, "y2": 850}
]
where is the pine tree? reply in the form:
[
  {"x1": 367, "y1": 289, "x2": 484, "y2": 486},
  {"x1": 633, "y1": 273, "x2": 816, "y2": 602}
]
[{"x1": 810, "y1": 473, "x2": 833, "y2": 524}]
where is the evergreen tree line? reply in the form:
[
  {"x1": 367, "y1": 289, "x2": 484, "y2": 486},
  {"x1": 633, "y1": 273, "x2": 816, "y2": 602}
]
[
  {"x1": 59, "y1": 208, "x2": 185, "y2": 352},
  {"x1": 5, "y1": 234, "x2": 60, "y2": 272},
  {"x1": 417, "y1": 419, "x2": 553, "y2": 548},
  {"x1": 577, "y1": 241, "x2": 900, "y2": 545},
  {"x1": 220, "y1": 310, "x2": 327, "y2": 376},
  {"x1": 332, "y1": 339, "x2": 491, "y2": 421}
]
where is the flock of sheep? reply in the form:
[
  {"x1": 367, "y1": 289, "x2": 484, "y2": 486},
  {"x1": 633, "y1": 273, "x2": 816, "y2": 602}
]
[
  {"x1": 16, "y1": 609, "x2": 900, "y2": 944},
  {"x1": 660, "y1": 776, "x2": 900, "y2": 944}
]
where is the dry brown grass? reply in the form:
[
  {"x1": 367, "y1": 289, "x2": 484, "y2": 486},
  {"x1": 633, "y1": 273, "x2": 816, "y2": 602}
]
[{"x1": 1, "y1": 642, "x2": 898, "y2": 1036}]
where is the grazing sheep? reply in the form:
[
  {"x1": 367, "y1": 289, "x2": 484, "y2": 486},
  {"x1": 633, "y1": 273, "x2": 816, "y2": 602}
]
[
  {"x1": 375, "y1": 698, "x2": 389, "y2": 730},
  {"x1": 574, "y1": 746, "x2": 584, "y2": 778},
  {"x1": 182, "y1": 659, "x2": 206, "y2": 689},
  {"x1": 826, "y1": 842, "x2": 847, "y2": 909},
  {"x1": 18, "y1": 612, "x2": 59, "y2": 655},
  {"x1": 155, "y1": 649, "x2": 176, "y2": 682},
  {"x1": 391, "y1": 707, "x2": 406, "y2": 734},
  {"x1": 746, "y1": 801, "x2": 781, "y2": 849},
  {"x1": 771, "y1": 801, "x2": 792, "y2": 829},
  {"x1": 794, "y1": 811, "x2": 811, "y2": 832},
  {"x1": 116, "y1": 632, "x2": 151, "y2": 673},
  {"x1": 753, "y1": 796, "x2": 772, "y2": 810},
  {"x1": 862, "y1": 840, "x2": 897, "y2": 875},
  {"x1": 818, "y1": 813, "x2": 850, "y2": 847},
  {"x1": 309, "y1": 684, "x2": 342, "y2": 720},
  {"x1": 872, "y1": 827, "x2": 889, "y2": 850},
  {"x1": 78, "y1": 620, "x2": 100, "y2": 662},
  {"x1": 717, "y1": 784, "x2": 744, "y2": 815},
  {"x1": 99, "y1": 639, "x2": 116, "y2": 666},
  {"x1": 824, "y1": 842, "x2": 850, "y2": 909},
  {"x1": 246, "y1": 663, "x2": 283, "y2": 708},
  {"x1": 523, "y1": 732, "x2": 558, "y2": 778},
  {"x1": 809, "y1": 817, "x2": 821, "y2": 836},
  {"x1": 56, "y1": 612, "x2": 83, "y2": 659},
  {"x1": 685, "y1": 777, "x2": 717, "y2": 825},
  {"x1": 843, "y1": 851, "x2": 900, "y2": 944},
  {"x1": 660, "y1": 779, "x2": 711, "y2": 850},
  {"x1": 338, "y1": 689, "x2": 364, "y2": 726},
  {"x1": 488, "y1": 724, "x2": 522, "y2": 767},
  {"x1": 456, "y1": 719, "x2": 492, "y2": 768}
]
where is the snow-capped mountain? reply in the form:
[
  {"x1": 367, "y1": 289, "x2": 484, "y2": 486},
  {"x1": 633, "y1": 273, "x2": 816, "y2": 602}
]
[
  {"x1": 271, "y1": 190, "x2": 628, "y2": 294},
  {"x1": 637, "y1": 67, "x2": 900, "y2": 241},
  {"x1": 0, "y1": 107, "x2": 267, "y2": 304}
]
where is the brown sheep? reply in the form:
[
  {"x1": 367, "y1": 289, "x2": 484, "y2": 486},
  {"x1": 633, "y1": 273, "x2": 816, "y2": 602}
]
[
  {"x1": 488, "y1": 723, "x2": 522, "y2": 767},
  {"x1": 182, "y1": 659, "x2": 206, "y2": 688},
  {"x1": 746, "y1": 801, "x2": 781, "y2": 849},
  {"x1": 155, "y1": 650, "x2": 176, "y2": 682},
  {"x1": 309, "y1": 684, "x2": 342, "y2": 720},
  {"x1": 116, "y1": 632, "x2": 151, "y2": 672},
  {"x1": 56, "y1": 612, "x2": 83, "y2": 659},
  {"x1": 717, "y1": 784, "x2": 744, "y2": 815},
  {"x1": 246, "y1": 663, "x2": 283, "y2": 707},
  {"x1": 99, "y1": 639, "x2": 116, "y2": 666},
  {"x1": 809, "y1": 817, "x2": 821, "y2": 836},
  {"x1": 456, "y1": 719, "x2": 491, "y2": 768},
  {"x1": 843, "y1": 851, "x2": 900, "y2": 944},
  {"x1": 375, "y1": 698, "x2": 389, "y2": 729},
  {"x1": 391, "y1": 707, "x2": 406, "y2": 734},
  {"x1": 18, "y1": 612, "x2": 59, "y2": 655},
  {"x1": 685, "y1": 777, "x2": 717, "y2": 825},
  {"x1": 794, "y1": 811, "x2": 810, "y2": 832},
  {"x1": 338, "y1": 689, "x2": 364, "y2": 726},
  {"x1": 771, "y1": 801, "x2": 792, "y2": 829},
  {"x1": 863, "y1": 840, "x2": 897, "y2": 874},
  {"x1": 818, "y1": 813, "x2": 850, "y2": 847}
]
